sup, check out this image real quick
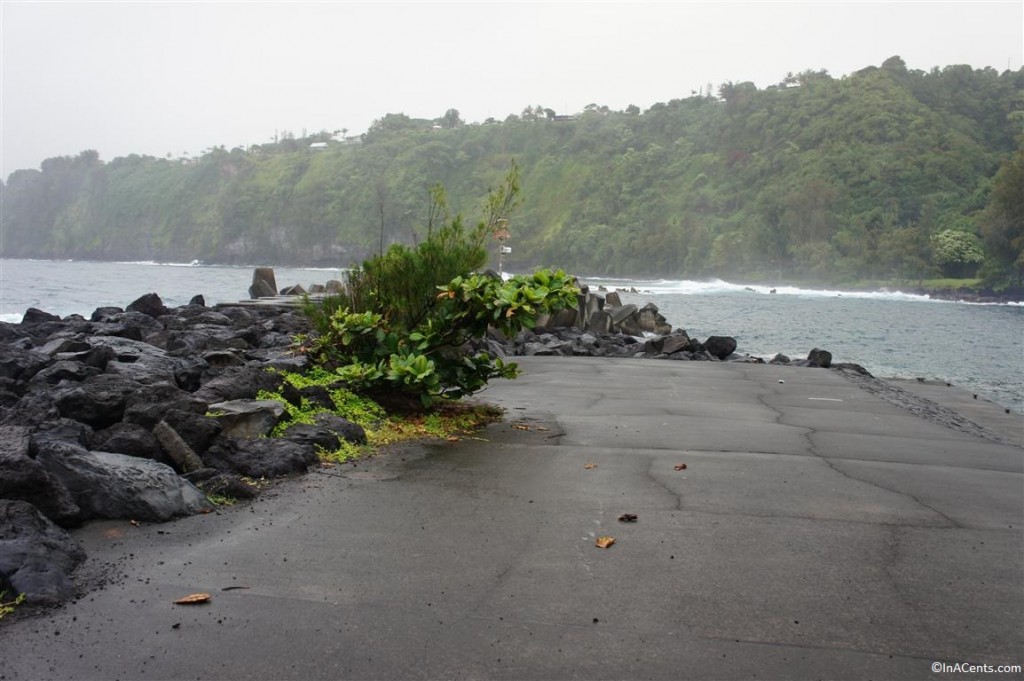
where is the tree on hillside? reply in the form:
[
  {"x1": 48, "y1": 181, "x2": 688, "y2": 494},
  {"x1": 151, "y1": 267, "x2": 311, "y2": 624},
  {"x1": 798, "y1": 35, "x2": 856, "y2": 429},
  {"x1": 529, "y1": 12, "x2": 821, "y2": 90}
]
[
  {"x1": 439, "y1": 108, "x2": 463, "y2": 129},
  {"x1": 931, "y1": 229, "x2": 985, "y2": 278},
  {"x1": 979, "y1": 147, "x2": 1024, "y2": 288}
]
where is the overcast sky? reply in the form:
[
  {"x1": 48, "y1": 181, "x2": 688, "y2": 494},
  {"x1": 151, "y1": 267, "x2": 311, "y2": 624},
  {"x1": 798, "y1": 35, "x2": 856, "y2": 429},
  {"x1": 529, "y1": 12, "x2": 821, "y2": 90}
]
[{"x1": 1, "y1": 1, "x2": 1021, "y2": 179}]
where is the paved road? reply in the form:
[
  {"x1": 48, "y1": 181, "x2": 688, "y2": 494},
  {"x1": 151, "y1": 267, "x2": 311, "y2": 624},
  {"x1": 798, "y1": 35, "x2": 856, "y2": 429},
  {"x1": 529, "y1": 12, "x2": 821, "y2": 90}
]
[{"x1": 3, "y1": 357, "x2": 1022, "y2": 680}]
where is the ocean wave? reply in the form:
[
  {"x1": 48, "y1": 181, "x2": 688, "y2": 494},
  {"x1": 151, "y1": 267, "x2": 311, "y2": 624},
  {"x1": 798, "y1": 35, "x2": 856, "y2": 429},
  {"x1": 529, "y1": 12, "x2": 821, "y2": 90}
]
[
  {"x1": 1, "y1": 313, "x2": 23, "y2": 324},
  {"x1": 580, "y1": 277, "x2": 943, "y2": 302}
]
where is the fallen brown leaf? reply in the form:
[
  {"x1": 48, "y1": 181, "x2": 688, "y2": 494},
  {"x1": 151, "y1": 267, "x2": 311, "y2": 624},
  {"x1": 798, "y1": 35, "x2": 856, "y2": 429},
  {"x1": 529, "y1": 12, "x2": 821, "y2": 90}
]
[
  {"x1": 674, "y1": 463, "x2": 688, "y2": 471},
  {"x1": 447, "y1": 436, "x2": 460, "y2": 442},
  {"x1": 584, "y1": 462, "x2": 598, "y2": 470},
  {"x1": 174, "y1": 593, "x2": 211, "y2": 605},
  {"x1": 536, "y1": 426, "x2": 550, "y2": 432},
  {"x1": 129, "y1": 519, "x2": 140, "y2": 527},
  {"x1": 512, "y1": 424, "x2": 530, "y2": 431},
  {"x1": 618, "y1": 513, "x2": 638, "y2": 523},
  {"x1": 595, "y1": 536, "x2": 616, "y2": 549}
]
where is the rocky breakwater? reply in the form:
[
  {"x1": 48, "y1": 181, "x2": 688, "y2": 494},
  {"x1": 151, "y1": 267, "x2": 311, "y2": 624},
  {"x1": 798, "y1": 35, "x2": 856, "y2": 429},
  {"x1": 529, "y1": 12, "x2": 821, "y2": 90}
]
[
  {"x1": 1, "y1": 272, "x2": 854, "y2": 611},
  {"x1": 0, "y1": 293, "x2": 367, "y2": 608},
  {"x1": 475, "y1": 282, "x2": 849, "y2": 371}
]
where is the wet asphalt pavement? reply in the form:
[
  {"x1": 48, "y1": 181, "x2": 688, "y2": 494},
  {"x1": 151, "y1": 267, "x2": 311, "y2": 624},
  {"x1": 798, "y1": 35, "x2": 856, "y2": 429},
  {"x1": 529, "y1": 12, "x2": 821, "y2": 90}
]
[{"x1": 1, "y1": 357, "x2": 1022, "y2": 680}]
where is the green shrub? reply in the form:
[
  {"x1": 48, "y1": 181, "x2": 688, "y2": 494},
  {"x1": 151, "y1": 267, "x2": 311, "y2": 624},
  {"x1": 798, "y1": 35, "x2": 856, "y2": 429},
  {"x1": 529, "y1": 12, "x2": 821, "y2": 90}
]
[
  {"x1": 301, "y1": 163, "x2": 578, "y2": 407},
  {"x1": 304, "y1": 269, "x2": 576, "y2": 407}
]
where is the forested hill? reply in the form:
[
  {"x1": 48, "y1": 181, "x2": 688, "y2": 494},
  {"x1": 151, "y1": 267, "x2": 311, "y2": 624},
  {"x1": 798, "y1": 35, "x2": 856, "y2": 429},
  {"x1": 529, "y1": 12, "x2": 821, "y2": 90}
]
[{"x1": 2, "y1": 57, "x2": 1022, "y2": 288}]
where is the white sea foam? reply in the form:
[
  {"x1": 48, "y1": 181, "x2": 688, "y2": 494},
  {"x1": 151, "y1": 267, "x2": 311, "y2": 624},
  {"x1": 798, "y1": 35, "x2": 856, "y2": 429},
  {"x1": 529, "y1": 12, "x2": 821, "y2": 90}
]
[
  {"x1": 1, "y1": 313, "x2": 23, "y2": 324},
  {"x1": 580, "y1": 276, "x2": 938, "y2": 302}
]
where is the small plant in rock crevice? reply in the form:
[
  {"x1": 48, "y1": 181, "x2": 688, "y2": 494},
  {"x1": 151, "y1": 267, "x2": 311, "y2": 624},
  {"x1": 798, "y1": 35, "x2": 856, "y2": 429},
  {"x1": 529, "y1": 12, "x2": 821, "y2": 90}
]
[{"x1": 0, "y1": 591, "x2": 26, "y2": 620}]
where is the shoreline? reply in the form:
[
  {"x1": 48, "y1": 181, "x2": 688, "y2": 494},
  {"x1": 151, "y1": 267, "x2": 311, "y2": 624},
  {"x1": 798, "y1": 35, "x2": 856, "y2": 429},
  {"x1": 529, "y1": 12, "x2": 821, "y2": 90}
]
[{"x1": 4, "y1": 257, "x2": 1021, "y2": 304}]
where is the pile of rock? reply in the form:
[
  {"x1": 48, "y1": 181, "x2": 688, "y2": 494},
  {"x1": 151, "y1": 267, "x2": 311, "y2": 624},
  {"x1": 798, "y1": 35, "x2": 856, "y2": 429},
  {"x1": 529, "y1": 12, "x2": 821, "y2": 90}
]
[
  {"x1": 482, "y1": 283, "x2": 836, "y2": 367},
  {"x1": 248, "y1": 266, "x2": 343, "y2": 299},
  {"x1": 0, "y1": 293, "x2": 366, "y2": 606}
]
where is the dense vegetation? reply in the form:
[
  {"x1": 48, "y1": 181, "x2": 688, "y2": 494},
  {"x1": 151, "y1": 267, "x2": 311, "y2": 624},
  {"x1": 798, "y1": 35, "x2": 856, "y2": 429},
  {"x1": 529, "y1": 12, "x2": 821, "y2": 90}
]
[
  {"x1": 2, "y1": 57, "x2": 1022, "y2": 289},
  {"x1": 301, "y1": 166, "x2": 579, "y2": 408}
]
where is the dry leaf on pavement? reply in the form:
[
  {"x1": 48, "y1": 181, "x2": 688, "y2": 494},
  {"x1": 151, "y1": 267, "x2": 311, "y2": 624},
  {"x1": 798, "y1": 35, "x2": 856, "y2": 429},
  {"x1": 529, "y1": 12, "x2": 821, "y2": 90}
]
[
  {"x1": 674, "y1": 463, "x2": 688, "y2": 471},
  {"x1": 595, "y1": 536, "x2": 616, "y2": 549},
  {"x1": 174, "y1": 593, "x2": 212, "y2": 605},
  {"x1": 618, "y1": 513, "x2": 638, "y2": 523},
  {"x1": 584, "y1": 462, "x2": 598, "y2": 470}
]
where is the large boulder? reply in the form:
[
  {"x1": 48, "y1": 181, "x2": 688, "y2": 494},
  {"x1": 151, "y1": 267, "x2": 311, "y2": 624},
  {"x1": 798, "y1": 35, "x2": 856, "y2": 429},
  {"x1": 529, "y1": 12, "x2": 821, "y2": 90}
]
[
  {"x1": 0, "y1": 500, "x2": 86, "y2": 605},
  {"x1": 92, "y1": 311, "x2": 163, "y2": 342},
  {"x1": 0, "y1": 347, "x2": 49, "y2": 383},
  {"x1": 208, "y1": 399, "x2": 286, "y2": 439},
  {"x1": 280, "y1": 424, "x2": 347, "y2": 453},
  {"x1": 704, "y1": 336, "x2": 737, "y2": 360},
  {"x1": 89, "y1": 422, "x2": 164, "y2": 463},
  {"x1": 807, "y1": 348, "x2": 833, "y2": 368},
  {"x1": 35, "y1": 440, "x2": 212, "y2": 522},
  {"x1": 85, "y1": 335, "x2": 179, "y2": 384},
  {"x1": 90, "y1": 306, "x2": 124, "y2": 322},
  {"x1": 122, "y1": 382, "x2": 207, "y2": 430},
  {"x1": 35, "y1": 337, "x2": 92, "y2": 357},
  {"x1": 606, "y1": 303, "x2": 638, "y2": 327},
  {"x1": 28, "y1": 359, "x2": 102, "y2": 386},
  {"x1": 54, "y1": 373, "x2": 142, "y2": 429},
  {"x1": 249, "y1": 267, "x2": 277, "y2": 299},
  {"x1": 19, "y1": 308, "x2": 61, "y2": 326},
  {"x1": 661, "y1": 332, "x2": 692, "y2": 356},
  {"x1": 0, "y1": 426, "x2": 80, "y2": 526},
  {"x1": 125, "y1": 292, "x2": 169, "y2": 319},
  {"x1": 193, "y1": 365, "x2": 283, "y2": 404},
  {"x1": 585, "y1": 309, "x2": 612, "y2": 334},
  {"x1": 202, "y1": 437, "x2": 319, "y2": 478}
]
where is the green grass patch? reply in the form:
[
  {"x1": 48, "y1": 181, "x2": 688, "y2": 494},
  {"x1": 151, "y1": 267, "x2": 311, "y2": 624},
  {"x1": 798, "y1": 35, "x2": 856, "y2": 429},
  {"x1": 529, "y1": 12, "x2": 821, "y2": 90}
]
[
  {"x1": 849, "y1": 277, "x2": 982, "y2": 292},
  {"x1": 916, "y1": 277, "x2": 982, "y2": 290}
]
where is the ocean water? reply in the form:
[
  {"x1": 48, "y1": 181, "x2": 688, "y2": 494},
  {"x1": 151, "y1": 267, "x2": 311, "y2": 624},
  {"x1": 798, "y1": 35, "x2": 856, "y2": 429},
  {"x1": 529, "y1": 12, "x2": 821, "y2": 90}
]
[{"x1": 1, "y1": 260, "x2": 1021, "y2": 412}]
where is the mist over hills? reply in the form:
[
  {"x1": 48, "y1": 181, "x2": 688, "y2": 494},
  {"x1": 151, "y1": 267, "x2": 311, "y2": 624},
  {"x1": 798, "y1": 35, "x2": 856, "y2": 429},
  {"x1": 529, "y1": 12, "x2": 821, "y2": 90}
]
[{"x1": 2, "y1": 57, "x2": 1022, "y2": 289}]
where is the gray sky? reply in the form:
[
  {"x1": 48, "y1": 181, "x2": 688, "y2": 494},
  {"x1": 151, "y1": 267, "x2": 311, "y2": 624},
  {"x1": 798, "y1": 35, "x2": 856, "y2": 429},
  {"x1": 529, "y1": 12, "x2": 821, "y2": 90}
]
[{"x1": 2, "y1": 1, "x2": 1021, "y2": 179}]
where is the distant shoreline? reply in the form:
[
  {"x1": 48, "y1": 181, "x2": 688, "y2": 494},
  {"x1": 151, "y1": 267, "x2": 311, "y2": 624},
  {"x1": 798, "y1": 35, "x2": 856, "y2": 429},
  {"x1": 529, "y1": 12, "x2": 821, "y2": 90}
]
[{"x1": 3, "y1": 256, "x2": 1022, "y2": 305}]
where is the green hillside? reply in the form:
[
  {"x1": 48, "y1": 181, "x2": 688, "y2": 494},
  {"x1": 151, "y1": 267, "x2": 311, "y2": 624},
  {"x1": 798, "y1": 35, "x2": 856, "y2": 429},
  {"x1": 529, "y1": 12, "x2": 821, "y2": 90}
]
[{"x1": 2, "y1": 57, "x2": 1022, "y2": 289}]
